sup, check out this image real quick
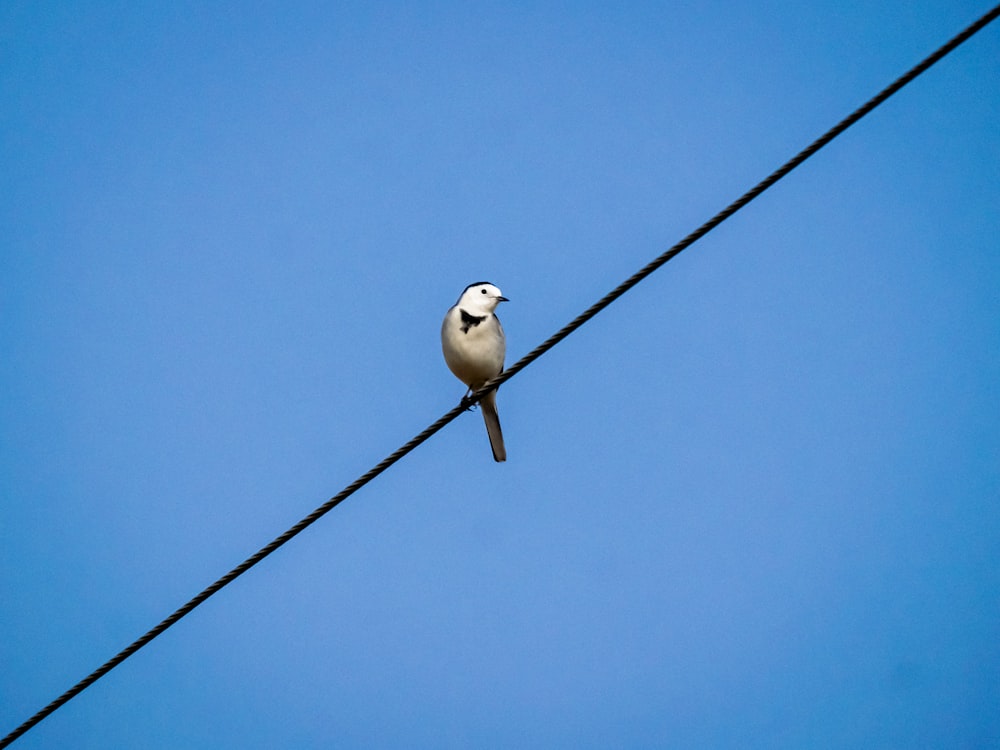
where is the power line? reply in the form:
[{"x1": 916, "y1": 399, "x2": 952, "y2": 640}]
[{"x1": 3, "y1": 4, "x2": 998, "y2": 747}]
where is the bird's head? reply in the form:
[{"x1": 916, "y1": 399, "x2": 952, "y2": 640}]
[{"x1": 457, "y1": 282, "x2": 509, "y2": 313}]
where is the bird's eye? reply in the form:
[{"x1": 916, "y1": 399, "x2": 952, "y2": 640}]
[{"x1": 481, "y1": 288, "x2": 487, "y2": 294}]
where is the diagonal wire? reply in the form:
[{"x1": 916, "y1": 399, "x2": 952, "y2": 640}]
[{"x1": 3, "y1": 4, "x2": 998, "y2": 747}]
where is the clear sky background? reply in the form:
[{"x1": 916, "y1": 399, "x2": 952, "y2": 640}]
[{"x1": 2, "y1": 2, "x2": 998, "y2": 748}]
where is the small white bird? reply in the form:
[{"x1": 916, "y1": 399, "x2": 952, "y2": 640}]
[{"x1": 441, "y1": 282, "x2": 509, "y2": 462}]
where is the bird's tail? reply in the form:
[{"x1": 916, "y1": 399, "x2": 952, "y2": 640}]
[{"x1": 480, "y1": 389, "x2": 506, "y2": 463}]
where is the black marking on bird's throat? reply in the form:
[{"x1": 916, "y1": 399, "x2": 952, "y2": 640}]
[{"x1": 460, "y1": 309, "x2": 486, "y2": 334}]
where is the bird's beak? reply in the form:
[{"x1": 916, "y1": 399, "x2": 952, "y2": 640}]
[{"x1": 497, "y1": 296, "x2": 510, "y2": 302}]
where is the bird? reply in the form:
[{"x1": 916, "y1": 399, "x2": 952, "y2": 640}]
[{"x1": 441, "y1": 282, "x2": 509, "y2": 462}]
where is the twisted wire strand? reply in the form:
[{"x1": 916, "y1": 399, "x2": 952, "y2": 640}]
[{"x1": 4, "y1": 4, "x2": 998, "y2": 746}]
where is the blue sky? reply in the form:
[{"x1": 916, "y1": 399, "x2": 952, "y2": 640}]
[{"x1": 2, "y1": 2, "x2": 998, "y2": 747}]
